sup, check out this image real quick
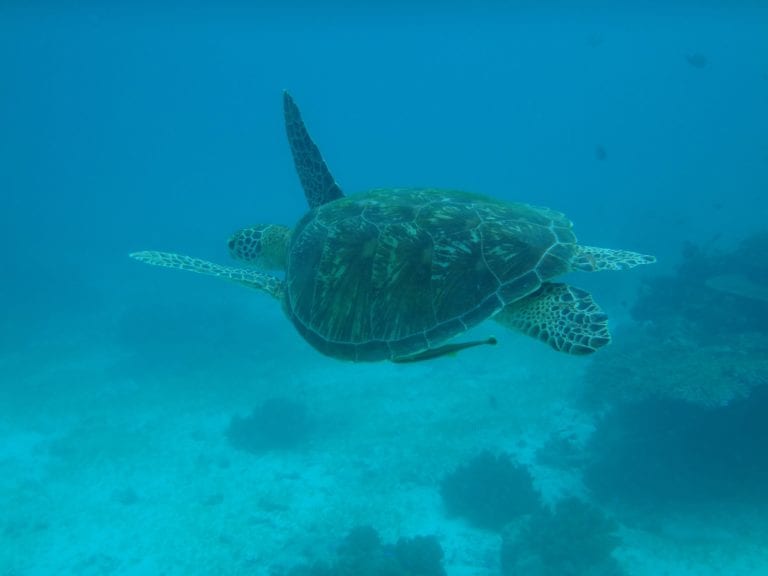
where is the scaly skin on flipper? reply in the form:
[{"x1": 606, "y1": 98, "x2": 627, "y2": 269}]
[
  {"x1": 571, "y1": 245, "x2": 656, "y2": 272},
  {"x1": 129, "y1": 251, "x2": 284, "y2": 299},
  {"x1": 494, "y1": 282, "x2": 610, "y2": 355},
  {"x1": 283, "y1": 91, "x2": 344, "y2": 208}
]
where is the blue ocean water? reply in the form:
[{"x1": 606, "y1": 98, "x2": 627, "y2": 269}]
[{"x1": 2, "y1": 2, "x2": 767, "y2": 575}]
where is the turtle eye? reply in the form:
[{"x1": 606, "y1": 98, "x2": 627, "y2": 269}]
[{"x1": 227, "y1": 238, "x2": 235, "y2": 250}]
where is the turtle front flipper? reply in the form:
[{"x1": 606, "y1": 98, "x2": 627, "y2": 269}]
[
  {"x1": 283, "y1": 91, "x2": 344, "y2": 208},
  {"x1": 494, "y1": 282, "x2": 610, "y2": 355},
  {"x1": 129, "y1": 251, "x2": 284, "y2": 300},
  {"x1": 572, "y1": 245, "x2": 656, "y2": 272}
]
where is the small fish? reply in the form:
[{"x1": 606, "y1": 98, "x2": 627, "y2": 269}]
[
  {"x1": 586, "y1": 32, "x2": 604, "y2": 48},
  {"x1": 393, "y1": 336, "x2": 498, "y2": 363},
  {"x1": 594, "y1": 145, "x2": 607, "y2": 161},
  {"x1": 686, "y1": 53, "x2": 708, "y2": 69}
]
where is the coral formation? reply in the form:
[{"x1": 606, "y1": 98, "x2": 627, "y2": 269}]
[
  {"x1": 582, "y1": 324, "x2": 768, "y2": 407},
  {"x1": 584, "y1": 232, "x2": 768, "y2": 407},
  {"x1": 392, "y1": 535, "x2": 446, "y2": 576},
  {"x1": 583, "y1": 385, "x2": 768, "y2": 507},
  {"x1": 281, "y1": 526, "x2": 445, "y2": 576},
  {"x1": 633, "y1": 233, "x2": 768, "y2": 337},
  {"x1": 500, "y1": 497, "x2": 625, "y2": 576},
  {"x1": 440, "y1": 451, "x2": 542, "y2": 531},
  {"x1": 226, "y1": 397, "x2": 311, "y2": 453}
]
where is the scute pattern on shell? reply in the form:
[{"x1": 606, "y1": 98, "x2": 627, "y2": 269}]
[{"x1": 284, "y1": 188, "x2": 578, "y2": 361}]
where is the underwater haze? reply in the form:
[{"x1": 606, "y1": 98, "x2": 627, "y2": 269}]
[{"x1": 2, "y1": 2, "x2": 768, "y2": 575}]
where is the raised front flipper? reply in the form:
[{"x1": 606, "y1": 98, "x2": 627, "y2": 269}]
[
  {"x1": 494, "y1": 282, "x2": 610, "y2": 355},
  {"x1": 283, "y1": 91, "x2": 344, "y2": 208},
  {"x1": 129, "y1": 251, "x2": 284, "y2": 300}
]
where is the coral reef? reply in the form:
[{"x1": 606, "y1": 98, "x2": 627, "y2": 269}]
[
  {"x1": 226, "y1": 397, "x2": 311, "y2": 453},
  {"x1": 500, "y1": 497, "x2": 625, "y2": 576},
  {"x1": 281, "y1": 526, "x2": 445, "y2": 576},
  {"x1": 632, "y1": 233, "x2": 768, "y2": 338},
  {"x1": 582, "y1": 323, "x2": 768, "y2": 407},
  {"x1": 583, "y1": 384, "x2": 768, "y2": 507},
  {"x1": 584, "y1": 232, "x2": 768, "y2": 407},
  {"x1": 392, "y1": 535, "x2": 445, "y2": 576},
  {"x1": 440, "y1": 451, "x2": 542, "y2": 531}
]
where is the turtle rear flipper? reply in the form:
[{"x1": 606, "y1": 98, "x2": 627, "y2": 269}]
[
  {"x1": 130, "y1": 251, "x2": 284, "y2": 299},
  {"x1": 494, "y1": 282, "x2": 610, "y2": 355},
  {"x1": 572, "y1": 245, "x2": 656, "y2": 271}
]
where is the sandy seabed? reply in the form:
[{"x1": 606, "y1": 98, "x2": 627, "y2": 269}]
[{"x1": 2, "y1": 303, "x2": 767, "y2": 576}]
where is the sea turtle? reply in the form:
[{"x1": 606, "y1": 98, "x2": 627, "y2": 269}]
[{"x1": 131, "y1": 92, "x2": 655, "y2": 362}]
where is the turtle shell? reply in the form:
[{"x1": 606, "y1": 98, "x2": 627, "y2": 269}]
[{"x1": 284, "y1": 188, "x2": 577, "y2": 361}]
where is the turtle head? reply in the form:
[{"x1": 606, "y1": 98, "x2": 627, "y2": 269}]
[{"x1": 228, "y1": 224, "x2": 291, "y2": 270}]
